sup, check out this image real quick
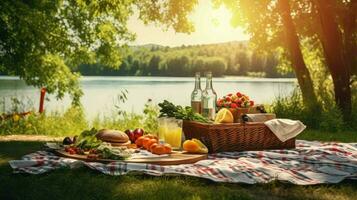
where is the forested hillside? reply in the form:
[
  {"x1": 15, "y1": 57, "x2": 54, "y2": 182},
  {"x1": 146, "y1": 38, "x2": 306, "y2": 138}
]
[{"x1": 76, "y1": 41, "x2": 295, "y2": 78}]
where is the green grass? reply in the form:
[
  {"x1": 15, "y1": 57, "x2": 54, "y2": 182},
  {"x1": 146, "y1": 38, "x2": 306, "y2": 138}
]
[
  {"x1": 297, "y1": 130, "x2": 357, "y2": 142},
  {"x1": 1, "y1": 130, "x2": 357, "y2": 200}
]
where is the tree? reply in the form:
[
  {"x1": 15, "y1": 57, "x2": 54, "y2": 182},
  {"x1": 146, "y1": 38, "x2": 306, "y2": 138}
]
[
  {"x1": 312, "y1": 0, "x2": 352, "y2": 120},
  {"x1": 148, "y1": 55, "x2": 161, "y2": 76},
  {"x1": 205, "y1": 58, "x2": 226, "y2": 77},
  {"x1": 237, "y1": 52, "x2": 249, "y2": 75},
  {"x1": 216, "y1": 0, "x2": 318, "y2": 109},
  {"x1": 0, "y1": 0, "x2": 198, "y2": 104},
  {"x1": 289, "y1": 0, "x2": 355, "y2": 120},
  {"x1": 276, "y1": 0, "x2": 318, "y2": 108},
  {"x1": 342, "y1": 1, "x2": 357, "y2": 76},
  {"x1": 265, "y1": 54, "x2": 279, "y2": 78},
  {"x1": 250, "y1": 51, "x2": 264, "y2": 72},
  {"x1": 131, "y1": 59, "x2": 140, "y2": 75}
]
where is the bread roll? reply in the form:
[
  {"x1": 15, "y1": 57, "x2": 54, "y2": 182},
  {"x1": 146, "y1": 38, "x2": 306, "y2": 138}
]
[
  {"x1": 109, "y1": 140, "x2": 131, "y2": 147},
  {"x1": 96, "y1": 129, "x2": 129, "y2": 143}
]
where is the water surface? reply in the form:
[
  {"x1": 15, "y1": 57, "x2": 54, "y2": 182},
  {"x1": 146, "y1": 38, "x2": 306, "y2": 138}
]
[{"x1": 0, "y1": 76, "x2": 297, "y2": 119}]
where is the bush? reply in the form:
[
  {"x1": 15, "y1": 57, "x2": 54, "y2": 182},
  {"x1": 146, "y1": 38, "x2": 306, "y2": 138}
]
[
  {"x1": 270, "y1": 87, "x2": 355, "y2": 132},
  {"x1": 0, "y1": 106, "x2": 88, "y2": 136},
  {"x1": 0, "y1": 91, "x2": 161, "y2": 137}
]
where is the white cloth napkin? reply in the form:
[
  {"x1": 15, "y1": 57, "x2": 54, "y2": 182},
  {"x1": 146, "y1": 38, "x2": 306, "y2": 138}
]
[
  {"x1": 264, "y1": 119, "x2": 306, "y2": 142},
  {"x1": 247, "y1": 113, "x2": 276, "y2": 122}
]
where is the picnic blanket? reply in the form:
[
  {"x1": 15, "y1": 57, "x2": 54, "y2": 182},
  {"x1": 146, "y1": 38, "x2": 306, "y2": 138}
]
[{"x1": 8, "y1": 140, "x2": 357, "y2": 185}]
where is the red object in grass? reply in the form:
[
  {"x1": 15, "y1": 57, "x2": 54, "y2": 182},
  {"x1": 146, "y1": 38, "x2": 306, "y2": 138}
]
[{"x1": 39, "y1": 88, "x2": 46, "y2": 113}]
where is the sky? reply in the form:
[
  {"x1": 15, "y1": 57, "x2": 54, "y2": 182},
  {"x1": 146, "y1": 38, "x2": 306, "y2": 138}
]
[{"x1": 127, "y1": 0, "x2": 249, "y2": 47}]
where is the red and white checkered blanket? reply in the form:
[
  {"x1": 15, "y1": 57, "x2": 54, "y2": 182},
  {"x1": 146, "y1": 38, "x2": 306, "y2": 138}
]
[{"x1": 8, "y1": 140, "x2": 357, "y2": 185}]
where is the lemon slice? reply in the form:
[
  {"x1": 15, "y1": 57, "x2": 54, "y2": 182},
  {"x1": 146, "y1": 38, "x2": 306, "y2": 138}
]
[{"x1": 214, "y1": 108, "x2": 234, "y2": 123}]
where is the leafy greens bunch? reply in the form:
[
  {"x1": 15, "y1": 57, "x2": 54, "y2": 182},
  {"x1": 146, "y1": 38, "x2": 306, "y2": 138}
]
[
  {"x1": 158, "y1": 100, "x2": 209, "y2": 123},
  {"x1": 75, "y1": 128, "x2": 102, "y2": 150}
]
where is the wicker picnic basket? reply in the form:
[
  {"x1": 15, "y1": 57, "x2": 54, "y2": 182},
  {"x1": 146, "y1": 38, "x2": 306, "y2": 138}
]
[{"x1": 183, "y1": 120, "x2": 295, "y2": 153}]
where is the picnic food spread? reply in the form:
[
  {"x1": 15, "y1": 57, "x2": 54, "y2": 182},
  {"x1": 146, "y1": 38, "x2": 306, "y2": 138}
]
[
  {"x1": 58, "y1": 123, "x2": 209, "y2": 163},
  {"x1": 9, "y1": 72, "x2": 314, "y2": 185},
  {"x1": 62, "y1": 128, "x2": 134, "y2": 160},
  {"x1": 53, "y1": 72, "x2": 301, "y2": 163}
]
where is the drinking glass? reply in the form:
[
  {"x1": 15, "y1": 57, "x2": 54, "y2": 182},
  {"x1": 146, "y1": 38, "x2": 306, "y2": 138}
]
[
  {"x1": 157, "y1": 117, "x2": 168, "y2": 143},
  {"x1": 164, "y1": 118, "x2": 183, "y2": 150}
]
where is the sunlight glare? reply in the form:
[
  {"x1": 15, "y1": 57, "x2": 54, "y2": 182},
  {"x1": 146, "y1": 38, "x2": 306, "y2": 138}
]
[{"x1": 128, "y1": 0, "x2": 249, "y2": 46}]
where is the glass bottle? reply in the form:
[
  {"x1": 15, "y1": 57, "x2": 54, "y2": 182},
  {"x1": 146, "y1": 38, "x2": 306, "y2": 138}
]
[
  {"x1": 201, "y1": 71, "x2": 217, "y2": 120},
  {"x1": 191, "y1": 72, "x2": 202, "y2": 114}
]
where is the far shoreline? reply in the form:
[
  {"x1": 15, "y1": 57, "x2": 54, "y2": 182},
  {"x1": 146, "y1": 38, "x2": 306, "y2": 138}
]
[{"x1": 0, "y1": 75, "x2": 297, "y2": 83}]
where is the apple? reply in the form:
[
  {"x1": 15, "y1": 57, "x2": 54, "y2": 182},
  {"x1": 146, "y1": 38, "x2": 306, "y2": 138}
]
[
  {"x1": 125, "y1": 129, "x2": 136, "y2": 143},
  {"x1": 133, "y1": 128, "x2": 144, "y2": 140}
]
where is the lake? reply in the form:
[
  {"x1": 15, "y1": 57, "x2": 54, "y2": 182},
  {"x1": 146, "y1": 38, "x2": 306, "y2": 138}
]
[{"x1": 0, "y1": 76, "x2": 297, "y2": 119}]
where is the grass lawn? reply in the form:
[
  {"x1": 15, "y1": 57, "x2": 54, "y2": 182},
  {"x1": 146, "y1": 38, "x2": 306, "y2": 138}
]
[{"x1": 1, "y1": 130, "x2": 357, "y2": 200}]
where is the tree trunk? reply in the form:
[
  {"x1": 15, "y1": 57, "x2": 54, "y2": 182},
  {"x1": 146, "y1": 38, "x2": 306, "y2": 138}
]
[
  {"x1": 277, "y1": 0, "x2": 318, "y2": 109},
  {"x1": 313, "y1": 0, "x2": 352, "y2": 121},
  {"x1": 342, "y1": 1, "x2": 357, "y2": 76}
]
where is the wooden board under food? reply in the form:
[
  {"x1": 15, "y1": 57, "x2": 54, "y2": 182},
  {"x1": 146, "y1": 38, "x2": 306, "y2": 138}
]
[{"x1": 54, "y1": 149, "x2": 207, "y2": 165}]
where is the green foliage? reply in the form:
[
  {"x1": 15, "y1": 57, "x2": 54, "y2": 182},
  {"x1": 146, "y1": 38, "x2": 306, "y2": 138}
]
[
  {"x1": 114, "y1": 89, "x2": 129, "y2": 116},
  {"x1": 0, "y1": 0, "x2": 198, "y2": 104},
  {"x1": 78, "y1": 42, "x2": 291, "y2": 78},
  {"x1": 270, "y1": 87, "x2": 355, "y2": 132},
  {"x1": 143, "y1": 100, "x2": 160, "y2": 134},
  {"x1": 351, "y1": 82, "x2": 357, "y2": 130},
  {"x1": 91, "y1": 112, "x2": 143, "y2": 133},
  {"x1": 0, "y1": 106, "x2": 88, "y2": 136},
  {"x1": 158, "y1": 100, "x2": 209, "y2": 123},
  {"x1": 217, "y1": 0, "x2": 355, "y2": 120}
]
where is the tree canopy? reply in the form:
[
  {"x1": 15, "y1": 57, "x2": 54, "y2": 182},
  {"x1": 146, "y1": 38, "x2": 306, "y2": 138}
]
[
  {"x1": 0, "y1": 0, "x2": 197, "y2": 104},
  {"x1": 215, "y1": 0, "x2": 356, "y2": 120}
]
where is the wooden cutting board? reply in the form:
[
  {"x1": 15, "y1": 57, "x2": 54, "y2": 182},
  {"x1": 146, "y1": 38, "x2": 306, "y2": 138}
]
[{"x1": 54, "y1": 149, "x2": 207, "y2": 165}]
